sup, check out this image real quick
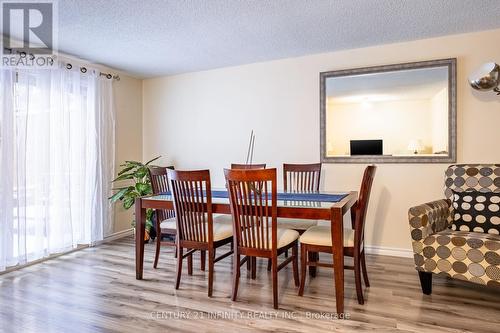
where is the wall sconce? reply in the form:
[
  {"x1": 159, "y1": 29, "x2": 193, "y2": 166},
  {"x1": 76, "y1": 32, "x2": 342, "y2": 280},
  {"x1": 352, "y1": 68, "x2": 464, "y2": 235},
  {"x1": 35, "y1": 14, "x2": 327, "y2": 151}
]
[{"x1": 468, "y1": 62, "x2": 500, "y2": 95}]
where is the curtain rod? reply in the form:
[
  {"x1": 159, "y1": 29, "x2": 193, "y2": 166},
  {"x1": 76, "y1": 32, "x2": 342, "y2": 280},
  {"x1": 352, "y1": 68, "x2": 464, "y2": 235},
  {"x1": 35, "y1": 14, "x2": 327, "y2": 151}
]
[
  {"x1": 3, "y1": 47, "x2": 120, "y2": 81},
  {"x1": 64, "y1": 63, "x2": 120, "y2": 81}
]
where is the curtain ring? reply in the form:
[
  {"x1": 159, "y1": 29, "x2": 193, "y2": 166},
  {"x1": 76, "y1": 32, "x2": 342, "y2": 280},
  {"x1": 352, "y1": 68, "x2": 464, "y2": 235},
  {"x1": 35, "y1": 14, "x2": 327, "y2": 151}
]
[
  {"x1": 19, "y1": 51, "x2": 26, "y2": 58},
  {"x1": 29, "y1": 53, "x2": 35, "y2": 60},
  {"x1": 66, "y1": 63, "x2": 72, "y2": 70},
  {"x1": 106, "y1": 74, "x2": 112, "y2": 79},
  {"x1": 80, "y1": 67, "x2": 87, "y2": 73}
]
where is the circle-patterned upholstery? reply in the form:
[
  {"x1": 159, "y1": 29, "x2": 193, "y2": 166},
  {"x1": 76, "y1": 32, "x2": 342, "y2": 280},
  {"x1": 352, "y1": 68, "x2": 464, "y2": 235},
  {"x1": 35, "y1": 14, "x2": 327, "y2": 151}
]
[
  {"x1": 451, "y1": 191, "x2": 500, "y2": 235},
  {"x1": 408, "y1": 164, "x2": 500, "y2": 288},
  {"x1": 414, "y1": 230, "x2": 500, "y2": 287},
  {"x1": 444, "y1": 164, "x2": 500, "y2": 198}
]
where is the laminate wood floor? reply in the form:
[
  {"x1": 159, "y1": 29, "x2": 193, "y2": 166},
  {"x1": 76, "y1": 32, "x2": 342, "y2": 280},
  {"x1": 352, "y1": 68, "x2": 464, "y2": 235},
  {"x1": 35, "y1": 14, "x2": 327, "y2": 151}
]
[{"x1": 1, "y1": 236, "x2": 499, "y2": 333}]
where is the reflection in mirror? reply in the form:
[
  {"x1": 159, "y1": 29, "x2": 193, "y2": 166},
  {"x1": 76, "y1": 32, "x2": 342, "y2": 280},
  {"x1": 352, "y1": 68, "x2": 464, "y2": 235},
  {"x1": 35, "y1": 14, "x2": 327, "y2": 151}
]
[
  {"x1": 326, "y1": 67, "x2": 448, "y2": 157},
  {"x1": 320, "y1": 59, "x2": 456, "y2": 163}
]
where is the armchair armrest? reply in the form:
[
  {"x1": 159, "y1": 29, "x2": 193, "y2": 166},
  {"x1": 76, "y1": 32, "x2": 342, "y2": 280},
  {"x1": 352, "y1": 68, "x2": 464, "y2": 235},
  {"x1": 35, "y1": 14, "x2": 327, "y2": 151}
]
[{"x1": 408, "y1": 199, "x2": 452, "y2": 243}]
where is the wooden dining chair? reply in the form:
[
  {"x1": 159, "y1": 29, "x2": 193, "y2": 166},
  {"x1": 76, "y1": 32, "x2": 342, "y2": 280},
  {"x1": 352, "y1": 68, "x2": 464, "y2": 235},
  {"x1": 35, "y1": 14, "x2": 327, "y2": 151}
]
[
  {"x1": 148, "y1": 166, "x2": 177, "y2": 269},
  {"x1": 230, "y1": 163, "x2": 266, "y2": 169},
  {"x1": 298, "y1": 165, "x2": 376, "y2": 305},
  {"x1": 168, "y1": 169, "x2": 234, "y2": 297},
  {"x1": 267, "y1": 163, "x2": 322, "y2": 271},
  {"x1": 278, "y1": 163, "x2": 322, "y2": 231},
  {"x1": 224, "y1": 168, "x2": 299, "y2": 309},
  {"x1": 283, "y1": 163, "x2": 322, "y2": 192},
  {"x1": 231, "y1": 163, "x2": 266, "y2": 272}
]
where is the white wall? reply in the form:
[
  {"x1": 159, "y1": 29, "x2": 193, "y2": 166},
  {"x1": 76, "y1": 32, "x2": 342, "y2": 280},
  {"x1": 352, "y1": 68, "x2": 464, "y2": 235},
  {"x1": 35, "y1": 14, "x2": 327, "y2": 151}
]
[{"x1": 142, "y1": 28, "x2": 500, "y2": 252}]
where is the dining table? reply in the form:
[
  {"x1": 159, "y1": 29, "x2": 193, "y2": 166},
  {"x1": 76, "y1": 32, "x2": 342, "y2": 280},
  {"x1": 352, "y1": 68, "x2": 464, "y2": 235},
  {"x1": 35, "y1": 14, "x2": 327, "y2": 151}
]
[{"x1": 134, "y1": 189, "x2": 358, "y2": 314}]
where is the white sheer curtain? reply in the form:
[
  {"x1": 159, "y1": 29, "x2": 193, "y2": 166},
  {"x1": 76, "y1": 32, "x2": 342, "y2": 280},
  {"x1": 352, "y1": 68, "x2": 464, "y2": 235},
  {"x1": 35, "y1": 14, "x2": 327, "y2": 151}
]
[{"x1": 0, "y1": 65, "x2": 115, "y2": 271}]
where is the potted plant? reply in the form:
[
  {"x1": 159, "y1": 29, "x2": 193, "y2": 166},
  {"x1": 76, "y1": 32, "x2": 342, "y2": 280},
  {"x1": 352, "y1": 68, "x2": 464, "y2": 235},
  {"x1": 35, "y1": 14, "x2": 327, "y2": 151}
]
[{"x1": 109, "y1": 156, "x2": 161, "y2": 241}]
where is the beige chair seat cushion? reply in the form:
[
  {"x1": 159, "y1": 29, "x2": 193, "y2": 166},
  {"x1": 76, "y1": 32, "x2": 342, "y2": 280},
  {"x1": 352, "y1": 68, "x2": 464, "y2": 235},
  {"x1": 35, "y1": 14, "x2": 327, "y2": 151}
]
[
  {"x1": 212, "y1": 223, "x2": 233, "y2": 241},
  {"x1": 160, "y1": 216, "x2": 233, "y2": 241},
  {"x1": 277, "y1": 218, "x2": 318, "y2": 230},
  {"x1": 246, "y1": 228, "x2": 299, "y2": 249},
  {"x1": 299, "y1": 226, "x2": 356, "y2": 247},
  {"x1": 160, "y1": 217, "x2": 176, "y2": 230},
  {"x1": 275, "y1": 228, "x2": 300, "y2": 249},
  {"x1": 213, "y1": 214, "x2": 233, "y2": 224}
]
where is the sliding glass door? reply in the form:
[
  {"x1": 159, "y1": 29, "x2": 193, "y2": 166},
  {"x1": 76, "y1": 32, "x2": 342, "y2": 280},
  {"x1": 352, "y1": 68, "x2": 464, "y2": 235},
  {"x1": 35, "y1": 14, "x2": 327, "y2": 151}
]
[{"x1": 0, "y1": 66, "x2": 115, "y2": 271}]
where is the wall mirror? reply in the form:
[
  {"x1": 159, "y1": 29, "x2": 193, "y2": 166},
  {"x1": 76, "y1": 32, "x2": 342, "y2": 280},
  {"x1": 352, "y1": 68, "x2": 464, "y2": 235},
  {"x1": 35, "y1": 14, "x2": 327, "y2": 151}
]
[{"x1": 320, "y1": 58, "x2": 456, "y2": 163}]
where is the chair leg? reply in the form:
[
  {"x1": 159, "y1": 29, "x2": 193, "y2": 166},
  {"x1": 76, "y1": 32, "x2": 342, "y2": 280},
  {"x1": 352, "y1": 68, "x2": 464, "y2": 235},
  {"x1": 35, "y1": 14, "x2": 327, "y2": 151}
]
[
  {"x1": 284, "y1": 249, "x2": 288, "y2": 258},
  {"x1": 298, "y1": 244, "x2": 307, "y2": 296},
  {"x1": 187, "y1": 252, "x2": 193, "y2": 275},
  {"x1": 175, "y1": 246, "x2": 183, "y2": 289},
  {"x1": 232, "y1": 253, "x2": 240, "y2": 301},
  {"x1": 418, "y1": 271, "x2": 432, "y2": 295},
  {"x1": 208, "y1": 249, "x2": 214, "y2": 297},
  {"x1": 361, "y1": 250, "x2": 370, "y2": 287},
  {"x1": 267, "y1": 258, "x2": 272, "y2": 271},
  {"x1": 272, "y1": 255, "x2": 278, "y2": 309},
  {"x1": 153, "y1": 235, "x2": 161, "y2": 269},
  {"x1": 251, "y1": 257, "x2": 256, "y2": 280},
  {"x1": 308, "y1": 251, "x2": 318, "y2": 277},
  {"x1": 292, "y1": 242, "x2": 299, "y2": 287},
  {"x1": 201, "y1": 250, "x2": 206, "y2": 271},
  {"x1": 246, "y1": 255, "x2": 251, "y2": 272},
  {"x1": 354, "y1": 253, "x2": 364, "y2": 305}
]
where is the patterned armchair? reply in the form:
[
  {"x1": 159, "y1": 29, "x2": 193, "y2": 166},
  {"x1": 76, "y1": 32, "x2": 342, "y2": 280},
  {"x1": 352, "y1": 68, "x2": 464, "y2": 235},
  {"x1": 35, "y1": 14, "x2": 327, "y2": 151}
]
[{"x1": 408, "y1": 164, "x2": 500, "y2": 294}]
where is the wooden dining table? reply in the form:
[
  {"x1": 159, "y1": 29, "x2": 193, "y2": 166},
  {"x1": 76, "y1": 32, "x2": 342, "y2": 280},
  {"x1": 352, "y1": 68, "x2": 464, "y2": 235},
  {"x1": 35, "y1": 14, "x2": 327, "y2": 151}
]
[{"x1": 134, "y1": 189, "x2": 357, "y2": 314}]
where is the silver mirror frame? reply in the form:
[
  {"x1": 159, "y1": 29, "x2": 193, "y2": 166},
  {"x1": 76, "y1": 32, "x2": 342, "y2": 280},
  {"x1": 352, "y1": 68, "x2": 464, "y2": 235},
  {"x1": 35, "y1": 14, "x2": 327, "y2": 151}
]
[{"x1": 320, "y1": 58, "x2": 457, "y2": 164}]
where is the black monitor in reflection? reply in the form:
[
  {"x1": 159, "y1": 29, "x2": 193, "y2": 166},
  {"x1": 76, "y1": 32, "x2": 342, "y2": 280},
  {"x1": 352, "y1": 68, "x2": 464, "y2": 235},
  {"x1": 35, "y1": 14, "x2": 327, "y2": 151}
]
[{"x1": 350, "y1": 140, "x2": 383, "y2": 156}]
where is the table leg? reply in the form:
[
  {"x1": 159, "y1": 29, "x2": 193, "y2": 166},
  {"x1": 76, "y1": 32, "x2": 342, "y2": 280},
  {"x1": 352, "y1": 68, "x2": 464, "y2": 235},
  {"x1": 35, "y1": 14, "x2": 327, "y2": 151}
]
[
  {"x1": 331, "y1": 208, "x2": 344, "y2": 314},
  {"x1": 135, "y1": 198, "x2": 146, "y2": 280}
]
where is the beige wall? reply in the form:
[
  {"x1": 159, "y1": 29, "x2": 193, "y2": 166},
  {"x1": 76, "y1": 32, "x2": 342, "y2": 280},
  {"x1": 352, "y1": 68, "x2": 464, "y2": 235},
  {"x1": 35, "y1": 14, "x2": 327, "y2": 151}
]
[
  {"x1": 112, "y1": 74, "x2": 143, "y2": 233},
  {"x1": 142, "y1": 28, "x2": 500, "y2": 253}
]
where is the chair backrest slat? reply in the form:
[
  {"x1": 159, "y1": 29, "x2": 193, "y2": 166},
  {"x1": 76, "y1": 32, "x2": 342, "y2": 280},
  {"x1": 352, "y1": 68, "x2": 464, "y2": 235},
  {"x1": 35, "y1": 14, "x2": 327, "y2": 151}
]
[
  {"x1": 168, "y1": 170, "x2": 213, "y2": 243},
  {"x1": 148, "y1": 166, "x2": 175, "y2": 221},
  {"x1": 283, "y1": 163, "x2": 321, "y2": 192},
  {"x1": 225, "y1": 168, "x2": 277, "y2": 251}
]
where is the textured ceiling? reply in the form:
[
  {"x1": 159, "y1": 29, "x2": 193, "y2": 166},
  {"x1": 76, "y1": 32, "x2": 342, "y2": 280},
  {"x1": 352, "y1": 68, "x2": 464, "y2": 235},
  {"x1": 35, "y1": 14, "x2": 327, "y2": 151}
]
[{"x1": 52, "y1": 0, "x2": 500, "y2": 78}]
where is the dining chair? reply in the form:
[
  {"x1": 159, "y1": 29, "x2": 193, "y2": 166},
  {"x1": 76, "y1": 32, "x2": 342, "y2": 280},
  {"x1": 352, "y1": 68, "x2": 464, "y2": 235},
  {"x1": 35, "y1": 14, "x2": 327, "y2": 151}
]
[
  {"x1": 283, "y1": 163, "x2": 322, "y2": 192},
  {"x1": 230, "y1": 163, "x2": 266, "y2": 169},
  {"x1": 230, "y1": 163, "x2": 266, "y2": 272},
  {"x1": 167, "y1": 169, "x2": 234, "y2": 297},
  {"x1": 224, "y1": 168, "x2": 299, "y2": 309},
  {"x1": 148, "y1": 166, "x2": 178, "y2": 269},
  {"x1": 263, "y1": 163, "x2": 322, "y2": 270},
  {"x1": 278, "y1": 163, "x2": 322, "y2": 231},
  {"x1": 298, "y1": 165, "x2": 376, "y2": 305}
]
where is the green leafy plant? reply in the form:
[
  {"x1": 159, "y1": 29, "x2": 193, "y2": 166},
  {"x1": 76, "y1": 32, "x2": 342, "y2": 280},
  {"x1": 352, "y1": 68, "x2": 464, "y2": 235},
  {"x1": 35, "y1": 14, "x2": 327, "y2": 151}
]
[{"x1": 109, "y1": 156, "x2": 161, "y2": 237}]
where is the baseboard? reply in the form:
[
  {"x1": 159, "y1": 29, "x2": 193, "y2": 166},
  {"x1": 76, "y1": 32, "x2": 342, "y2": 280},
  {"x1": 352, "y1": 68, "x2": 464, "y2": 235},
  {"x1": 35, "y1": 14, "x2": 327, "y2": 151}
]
[
  {"x1": 99, "y1": 229, "x2": 413, "y2": 258},
  {"x1": 96, "y1": 228, "x2": 134, "y2": 245},
  {"x1": 365, "y1": 245, "x2": 413, "y2": 258}
]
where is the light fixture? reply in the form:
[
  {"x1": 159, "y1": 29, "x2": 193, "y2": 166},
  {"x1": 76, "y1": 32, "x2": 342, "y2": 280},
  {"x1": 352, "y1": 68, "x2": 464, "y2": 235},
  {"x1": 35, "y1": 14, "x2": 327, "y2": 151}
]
[
  {"x1": 408, "y1": 139, "x2": 423, "y2": 154},
  {"x1": 468, "y1": 62, "x2": 500, "y2": 95}
]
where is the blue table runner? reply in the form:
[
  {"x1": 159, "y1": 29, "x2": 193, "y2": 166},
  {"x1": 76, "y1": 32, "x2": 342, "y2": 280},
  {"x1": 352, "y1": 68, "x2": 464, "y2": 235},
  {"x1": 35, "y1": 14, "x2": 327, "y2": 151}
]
[{"x1": 161, "y1": 190, "x2": 347, "y2": 203}]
